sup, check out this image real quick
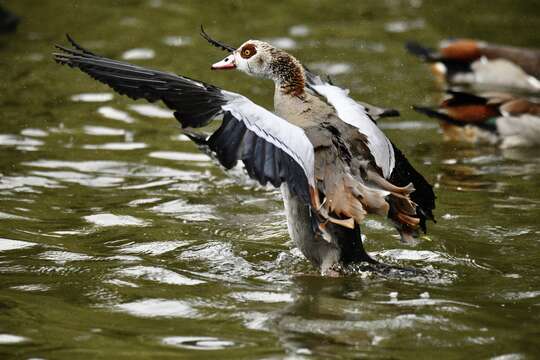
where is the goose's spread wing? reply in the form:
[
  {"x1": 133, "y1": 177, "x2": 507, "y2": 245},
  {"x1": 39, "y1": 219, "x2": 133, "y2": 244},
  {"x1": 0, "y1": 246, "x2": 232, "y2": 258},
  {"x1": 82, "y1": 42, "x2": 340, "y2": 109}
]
[
  {"x1": 53, "y1": 38, "x2": 316, "y2": 205},
  {"x1": 308, "y1": 81, "x2": 395, "y2": 178},
  {"x1": 209, "y1": 92, "x2": 316, "y2": 203},
  {"x1": 306, "y1": 71, "x2": 435, "y2": 231},
  {"x1": 304, "y1": 70, "x2": 400, "y2": 120}
]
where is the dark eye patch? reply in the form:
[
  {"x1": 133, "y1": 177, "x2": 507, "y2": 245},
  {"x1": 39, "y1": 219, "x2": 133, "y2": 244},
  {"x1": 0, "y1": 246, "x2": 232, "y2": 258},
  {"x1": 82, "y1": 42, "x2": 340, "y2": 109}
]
[{"x1": 240, "y1": 43, "x2": 257, "y2": 59}]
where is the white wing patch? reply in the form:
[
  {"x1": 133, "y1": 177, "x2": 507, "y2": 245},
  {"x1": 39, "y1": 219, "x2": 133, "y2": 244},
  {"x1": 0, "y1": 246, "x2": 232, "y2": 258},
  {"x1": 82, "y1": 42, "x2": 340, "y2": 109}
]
[
  {"x1": 312, "y1": 83, "x2": 395, "y2": 178},
  {"x1": 221, "y1": 91, "x2": 316, "y2": 186}
]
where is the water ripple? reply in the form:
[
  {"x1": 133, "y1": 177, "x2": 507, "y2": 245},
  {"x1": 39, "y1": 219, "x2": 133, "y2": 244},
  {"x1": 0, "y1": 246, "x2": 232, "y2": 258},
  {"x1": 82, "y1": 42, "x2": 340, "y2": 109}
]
[
  {"x1": 308, "y1": 62, "x2": 352, "y2": 75},
  {"x1": 230, "y1": 291, "x2": 293, "y2": 303},
  {"x1": 70, "y1": 93, "x2": 113, "y2": 102},
  {"x1": 83, "y1": 142, "x2": 147, "y2": 151},
  {"x1": 376, "y1": 298, "x2": 479, "y2": 308},
  {"x1": 117, "y1": 265, "x2": 205, "y2": 286},
  {"x1": 128, "y1": 104, "x2": 174, "y2": 118},
  {"x1": 161, "y1": 336, "x2": 235, "y2": 350},
  {"x1": 84, "y1": 213, "x2": 149, "y2": 227},
  {"x1": 289, "y1": 25, "x2": 310, "y2": 37},
  {"x1": 122, "y1": 180, "x2": 176, "y2": 190},
  {"x1": 113, "y1": 299, "x2": 198, "y2": 318},
  {"x1": 122, "y1": 48, "x2": 155, "y2": 60},
  {"x1": 0, "y1": 134, "x2": 44, "y2": 147},
  {"x1": 180, "y1": 242, "x2": 260, "y2": 280},
  {"x1": 279, "y1": 313, "x2": 449, "y2": 334},
  {"x1": 148, "y1": 151, "x2": 210, "y2": 162},
  {"x1": 83, "y1": 126, "x2": 126, "y2": 136},
  {"x1": 38, "y1": 250, "x2": 93, "y2": 263},
  {"x1": 10, "y1": 284, "x2": 50, "y2": 292},
  {"x1": 32, "y1": 170, "x2": 123, "y2": 188},
  {"x1": 0, "y1": 334, "x2": 29, "y2": 344},
  {"x1": 0, "y1": 238, "x2": 36, "y2": 252},
  {"x1": 117, "y1": 240, "x2": 189, "y2": 255},
  {"x1": 163, "y1": 35, "x2": 192, "y2": 47},
  {"x1": 24, "y1": 160, "x2": 202, "y2": 180},
  {"x1": 97, "y1": 106, "x2": 135, "y2": 123},
  {"x1": 263, "y1": 37, "x2": 297, "y2": 50},
  {"x1": 151, "y1": 199, "x2": 218, "y2": 221},
  {"x1": 0, "y1": 175, "x2": 61, "y2": 191},
  {"x1": 20, "y1": 128, "x2": 48, "y2": 137}
]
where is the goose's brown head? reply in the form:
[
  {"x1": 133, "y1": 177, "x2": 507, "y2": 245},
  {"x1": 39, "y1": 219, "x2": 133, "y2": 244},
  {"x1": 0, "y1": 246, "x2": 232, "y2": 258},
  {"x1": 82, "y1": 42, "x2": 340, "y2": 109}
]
[
  {"x1": 211, "y1": 40, "x2": 305, "y2": 95},
  {"x1": 211, "y1": 40, "x2": 276, "y2": 77}
]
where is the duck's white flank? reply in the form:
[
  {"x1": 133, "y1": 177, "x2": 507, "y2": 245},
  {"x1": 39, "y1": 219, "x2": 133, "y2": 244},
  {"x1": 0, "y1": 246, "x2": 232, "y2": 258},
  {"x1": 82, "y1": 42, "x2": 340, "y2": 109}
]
[
  {"x1": 311, "y1": 84, "x2": 395, "y2": 178},
  {"x1": 497, "y1": 114, "x2": 540, "y2": 148}
]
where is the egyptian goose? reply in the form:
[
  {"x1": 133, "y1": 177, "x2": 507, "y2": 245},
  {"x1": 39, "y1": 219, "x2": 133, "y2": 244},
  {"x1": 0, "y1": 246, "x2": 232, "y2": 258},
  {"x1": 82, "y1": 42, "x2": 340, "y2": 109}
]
[
  {"x1": 414, "y1": 90, "x2": 540, "y2": 148},
  {"x1": 53, "y1": 30, "x2": 435, "y2": 275},
  {"x1": 406, "y1": 39, "x2": 540, "y2": 93}
]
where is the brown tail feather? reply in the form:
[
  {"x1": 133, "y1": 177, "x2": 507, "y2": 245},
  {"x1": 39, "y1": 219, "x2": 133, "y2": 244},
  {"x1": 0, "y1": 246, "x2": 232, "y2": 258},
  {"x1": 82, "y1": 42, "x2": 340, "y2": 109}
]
[{"x1": 316, "y1": 151, "x2": 420, "y2": 236}]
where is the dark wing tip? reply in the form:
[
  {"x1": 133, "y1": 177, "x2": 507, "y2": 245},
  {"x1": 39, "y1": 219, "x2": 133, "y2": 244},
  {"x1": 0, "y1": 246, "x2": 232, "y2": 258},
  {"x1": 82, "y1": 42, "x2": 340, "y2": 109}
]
[
  {"x1": 199, "y1": 25, "x2": 236, "y2": 52},
  {"x1": 412, "y1": 105, "x2": 457, "y2": 124},
  {"x1": 183, "y1": 129, "x2": 209, "y2": 146},
  {"x1": 412, "y1": 105, "x2": 441, "y2": 118},
  {"x1": 405, "y1": 41, "x2": 436, "y2": 61},
  {"x1": 379, "y1": 108, "x2": 400, "y2": 118},
  {"x1": 444, "y1": 90, "x2": 488, "y2": 106},
  {"x1": 64, "y1": 33, "x2": 97, "y2": 56}
]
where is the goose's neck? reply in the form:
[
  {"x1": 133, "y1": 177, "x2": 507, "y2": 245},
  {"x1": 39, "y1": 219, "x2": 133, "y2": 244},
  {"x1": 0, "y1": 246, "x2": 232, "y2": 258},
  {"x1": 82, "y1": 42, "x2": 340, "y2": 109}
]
[{"x1": 270, "y1": 52, "x2": 306, "y2": 97}]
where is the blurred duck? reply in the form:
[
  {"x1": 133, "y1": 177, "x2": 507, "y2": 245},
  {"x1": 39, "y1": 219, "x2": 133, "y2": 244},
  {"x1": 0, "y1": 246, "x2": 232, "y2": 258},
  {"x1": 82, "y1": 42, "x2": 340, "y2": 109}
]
[
  {"x1": 406, "y1": 39, "x2": 540, "y2": 93},
  {"x1": 414, "y1": 90, "x2": 540, "y2": 148},
  {"x1": 53, "y1": 31, "x2": 435, "y2": 275},
  {"x1": 0, "y1": 4, "x2": 19, "y2": 33}
]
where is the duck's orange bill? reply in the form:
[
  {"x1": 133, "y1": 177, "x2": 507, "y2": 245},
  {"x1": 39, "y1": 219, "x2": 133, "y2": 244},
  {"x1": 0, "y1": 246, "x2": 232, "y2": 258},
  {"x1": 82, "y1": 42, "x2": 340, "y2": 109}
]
[{"x1": 211, "y1": 55, "x2": 236, "y2": 70}]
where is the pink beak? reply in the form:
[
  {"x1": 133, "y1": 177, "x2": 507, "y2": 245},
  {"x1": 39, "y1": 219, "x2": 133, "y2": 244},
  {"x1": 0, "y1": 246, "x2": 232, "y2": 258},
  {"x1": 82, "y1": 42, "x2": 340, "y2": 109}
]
[{"x1": 211, "y1": 54, "x2": 236, "y2": 70}]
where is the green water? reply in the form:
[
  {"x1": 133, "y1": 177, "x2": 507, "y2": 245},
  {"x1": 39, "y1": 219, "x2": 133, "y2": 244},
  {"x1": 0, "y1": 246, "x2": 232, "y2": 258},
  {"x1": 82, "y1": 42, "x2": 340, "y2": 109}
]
[{"x1": 1, "y1": 1, "x2": 539, "y2": 359}]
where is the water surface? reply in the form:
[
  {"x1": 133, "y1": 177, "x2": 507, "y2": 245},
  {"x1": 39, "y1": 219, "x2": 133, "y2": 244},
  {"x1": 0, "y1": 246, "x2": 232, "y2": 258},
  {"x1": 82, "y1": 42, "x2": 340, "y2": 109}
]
[{"x1": 1, "y1": 1, "x2": 539, "y2": 359}]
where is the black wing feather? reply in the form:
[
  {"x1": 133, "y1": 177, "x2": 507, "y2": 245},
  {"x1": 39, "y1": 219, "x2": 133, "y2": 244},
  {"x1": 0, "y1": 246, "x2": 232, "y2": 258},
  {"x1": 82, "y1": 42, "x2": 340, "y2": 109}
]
[
  {"x1": 389, "y1": 144, "x2": 436, "y2": 232},
  {"x1": 204, "y1": 113, "x2": 310, "y2": 203},
  {"x1": 54, "y1": 42, "x2": 226, "y2": 128},
  {"x1": 54, "y1": 38, "x2": 312, "y2": 205}
]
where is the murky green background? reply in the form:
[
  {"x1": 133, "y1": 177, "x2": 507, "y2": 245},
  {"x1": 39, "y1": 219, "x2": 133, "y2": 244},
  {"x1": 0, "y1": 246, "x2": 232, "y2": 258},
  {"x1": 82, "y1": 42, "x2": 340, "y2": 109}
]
[{"x1": 1, "y1": 1, "x2": 539, "y2": 359}]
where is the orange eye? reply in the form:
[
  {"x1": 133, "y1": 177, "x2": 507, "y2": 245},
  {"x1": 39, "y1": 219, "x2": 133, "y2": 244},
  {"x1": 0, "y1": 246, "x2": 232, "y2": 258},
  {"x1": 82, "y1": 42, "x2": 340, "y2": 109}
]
[{"x1": 240, "y1": 44, "x2": 257, "y2": 59}]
